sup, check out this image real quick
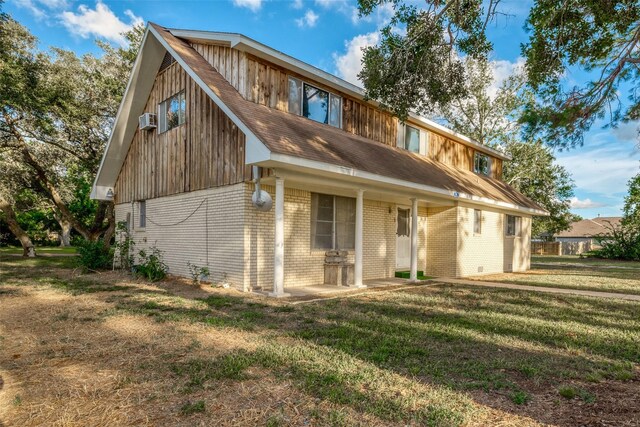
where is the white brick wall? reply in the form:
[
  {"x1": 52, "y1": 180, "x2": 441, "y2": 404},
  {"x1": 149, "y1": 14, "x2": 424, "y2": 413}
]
[
  {"x1": 114, "y1": 184, "x2": 247, "y2": 287},
  {"x1": 115, "y1": 182, "x2": 532, "y2": 289}
]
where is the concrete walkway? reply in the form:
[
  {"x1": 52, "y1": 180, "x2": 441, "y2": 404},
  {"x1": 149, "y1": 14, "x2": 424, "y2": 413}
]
[{"x1": 435, "y1": 278, "x2": 640, "y2": 301}]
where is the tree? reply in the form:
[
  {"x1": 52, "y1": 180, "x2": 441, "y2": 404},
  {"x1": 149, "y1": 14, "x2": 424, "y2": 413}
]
[
  {"x1": 357, "y1": 1, "x2": 639, "y2": 147},
  {"x1": 356, "y1": 0, "x2": 501, "y2": 120},
  {"x1": 0, "y1": 14, "x2": 143, "y2": 247},
  {"x1": 0, "y1": 194, "x2": 35, "y2": 257},
  {"x1": 522, "y1": 0, "x2": 640, "y2": 147},
  {"x1": 437, "y1": 58, "x2": 575, "y2": 239},
  {"x1": 622, "y1": 172, "x2": 640, "y2": 227}
]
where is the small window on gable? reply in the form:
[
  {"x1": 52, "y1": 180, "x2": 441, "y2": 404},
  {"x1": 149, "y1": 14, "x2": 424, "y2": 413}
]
[
  {"x1": 474, "y1": 152, "x2": 491, "y2": 176},
  {"x1": 139, "y1": 201, "x2": 146, "y2": 228},
  {"x1": 288, "y1": 76, "x2": 342, "y2": 128},
  {"x1": 505, "y1": 214, "x2": 520, "y2": 237},
  {"x1": 474, "y1": 209, "x2": 482, "y2": 235},
  {"x1": 158, "y1": 91, "x2": 186, "y2": 133}
]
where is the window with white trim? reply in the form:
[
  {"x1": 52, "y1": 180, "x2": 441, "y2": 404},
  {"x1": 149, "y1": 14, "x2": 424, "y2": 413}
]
[
  {"x1": 474, "y1": 209, "x2": 482, "y2": 235},
  {"x1": 397, "y1": 123, "x2": 427, "y2": 155},
  {"x1": 288, "y1": 77, "x2": 342, "y2": 128},
  {"x1": 474, "y1": 152, "x2": 491, "y2": 176},
  {"x1": 505, "y1": 214, "x2": 520, "y2": 237},
  {"x1": 158, "y1": 91, "x2": 186, "y2": 133},
  {"x1": 310, "y1": 193, "x2": 355, "y2": 250}
]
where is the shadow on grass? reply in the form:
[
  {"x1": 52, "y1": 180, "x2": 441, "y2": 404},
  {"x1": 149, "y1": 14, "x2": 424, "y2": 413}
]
[{"x1": 3, "y1": 257, "x2": 639, "y2": 426}]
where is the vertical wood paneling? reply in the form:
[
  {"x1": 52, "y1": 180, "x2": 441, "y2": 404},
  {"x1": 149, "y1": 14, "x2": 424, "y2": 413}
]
[{"x1": 113, "y1": 61, "x2": 248, "y2": 204}]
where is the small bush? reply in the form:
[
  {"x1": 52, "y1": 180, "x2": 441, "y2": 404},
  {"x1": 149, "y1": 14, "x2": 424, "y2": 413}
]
[
  {"x1": 558, "y1": 385, "x2": 577, "y2": 399},
  {"x1": 510, "y1": 390, "x2": 530, "y2": 405},
  {"x1": 134, "y1": 246, "x2": 167, "y2": 282},
  {"x1": 187, "y1": 261, "x2": 210, "y2": 285},
  {"x1": 76, "y1": 239, "x2": 112, "y2": 271}
]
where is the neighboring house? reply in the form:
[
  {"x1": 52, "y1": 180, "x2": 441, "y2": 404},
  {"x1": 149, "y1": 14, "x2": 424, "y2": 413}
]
[
  {"x1": 91, "y1": 23, "x2": 547, "y2": 296},
  {"x1": 555, "y1": 217, "x2": 621, "y2": 255}
]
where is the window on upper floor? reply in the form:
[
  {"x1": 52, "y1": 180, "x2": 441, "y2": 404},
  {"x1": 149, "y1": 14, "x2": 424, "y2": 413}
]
[
  {"x1": 158, "y1": 91, "x2": 186, "y2": 133},
  {"x1": 310, "y1": 193, "x2": 355, "y2": 250},
  {"x1": 505, "y1": 214, "x2": 521, "y2": 237},
  {"x1": 474, "y1": 152, "x2": 491, "y2": 176},
  {"x1": 288, "y1": 77, "x2": 342, "y2": 128},
  {"x1": 397, "y1": 123, "x2": 427, "y2": 154}
]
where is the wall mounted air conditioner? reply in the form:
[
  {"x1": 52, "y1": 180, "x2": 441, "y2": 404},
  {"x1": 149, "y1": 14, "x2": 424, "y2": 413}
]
[{"x1": 139, "y1": 113, "x2": 157, "y2": 130}]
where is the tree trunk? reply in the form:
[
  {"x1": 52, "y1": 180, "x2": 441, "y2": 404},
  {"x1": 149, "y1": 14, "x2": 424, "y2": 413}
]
[
  {"x1": 56, "y1": 216, "x2": 72, "y2": 247},
  {"x1": 0, "y1": 196, "x2": 36, "y2": 257}
]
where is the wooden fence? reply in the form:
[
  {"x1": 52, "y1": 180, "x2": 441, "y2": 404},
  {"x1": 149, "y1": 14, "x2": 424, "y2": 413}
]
[{"x1": 531, "y1": 241, "x2": 561, "y2": 255}]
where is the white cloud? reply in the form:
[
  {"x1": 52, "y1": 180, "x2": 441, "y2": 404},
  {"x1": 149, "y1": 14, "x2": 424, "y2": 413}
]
[
  {"x1": 232, "y1": 0, "x2": 263, "y2": 12},
  {"x1": 292, "y1": 0, "x2": 304, "y2": 9},
  {"x1": 13, "y1": 0, "x2": 47, "y2": 19},
  {"x1": 59, "y1": 1, "x2": 143, "y2": 46},
  {"x1": 332, "y1": 32, "x2": 379, "y2": 86},
  {"x1": 612, "y1": 120, "x2": 640, "y2": 143},
  {"x1": 295, "y1": 9, "x2": 319, "y2": 28},
  {"x1": 350, "y1": 2, "x2": 394, "y2": 26},
  {"x1": 486, "y1": 57, "x2": 525, "y2": 99},
  {"x1": 569, "y1": 197, "x2": 607, "y2": 209}
]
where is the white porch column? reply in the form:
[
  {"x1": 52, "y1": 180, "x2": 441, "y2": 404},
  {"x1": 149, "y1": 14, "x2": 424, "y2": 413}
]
[
  {"x1": 354, "y1": 189, "x2": 365, "y2": 288},
  {"x1": 410, "y1": 197, "x2": 418, "y2": 281},
  {"x1": 269, "y1": 177, "x2": 288, "y2": 297}
]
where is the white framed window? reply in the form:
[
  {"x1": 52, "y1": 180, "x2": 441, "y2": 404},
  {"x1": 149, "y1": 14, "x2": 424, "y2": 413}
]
[
  {"x1": 474, "y1": 152, "x2": 491, "y2": 176},
  {"x1": 158, "y1": 90, "x2": 186, "y2": 133},
  {"x1": 397, "y1": 123, "x2": 428, "y2": 155},
  {"x1": 474, "y1": 209, "x2": 482, "y2": 235},
  {"x1": 138, "y1": 200, "x2": 146, "y2": 228},
  {"x1": 310, "y1": 193, "x2": 355, "y2": 250},
  {"x1": 288, "y1": 76, "x2": 342, "y2": 128},
  {"x1": 505, "y1": 214, "x2": 521, "y2": 237}
]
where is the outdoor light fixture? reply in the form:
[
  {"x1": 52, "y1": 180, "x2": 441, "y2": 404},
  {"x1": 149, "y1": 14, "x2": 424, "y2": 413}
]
[{"x1": 106, "y1": 188, "x2": 114, "y2": 199}]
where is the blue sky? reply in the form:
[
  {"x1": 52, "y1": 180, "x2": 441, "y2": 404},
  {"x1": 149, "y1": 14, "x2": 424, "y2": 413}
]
[{"x1": 6, "y1": 0, "x2": 639, "y2": 219}]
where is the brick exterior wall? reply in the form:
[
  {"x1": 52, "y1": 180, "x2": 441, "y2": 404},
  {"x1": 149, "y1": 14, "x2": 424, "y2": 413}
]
[
  {"x1": 114, "y1": 184, "x2": 247, "y2": 286},
  {"x1": 116, "y1": 183, "x2": 532, "y2": 291}
]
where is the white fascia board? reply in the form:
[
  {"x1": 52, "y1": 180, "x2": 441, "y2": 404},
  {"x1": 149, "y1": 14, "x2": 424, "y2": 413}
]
[
  {"x1": 149, "y1": 26, "x2": 271, "y2": 165},
  {"x1": 91, "y1": 26, "x2": 164, "y2": 200},
  {"x1": 168, "y1": 28, "x2": 510, "y2": 161},
  {"x1": 266, "y1": 153, "x2": 548, "y2": 216}
]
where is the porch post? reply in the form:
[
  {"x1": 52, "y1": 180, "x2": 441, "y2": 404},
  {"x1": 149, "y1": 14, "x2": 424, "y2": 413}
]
[
  {"x1": 354, "y1": 189, "x2": 365, "y2": 288},
  {"x1": 410, "y1": 197, "x2": 418, "y2": 281},
  {"x1": 269, "y1": 176, "x2": 288, "y2": 297}
]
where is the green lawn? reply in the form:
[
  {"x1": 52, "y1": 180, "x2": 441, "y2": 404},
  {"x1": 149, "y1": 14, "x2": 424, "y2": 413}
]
[
  {"x1": 471, "y1": 256, "x2": 640, "y2": 296},
  {"x1": 0, "y1": 246, "x2": 77, "y2": 255},
  {"x1": 1, "y1": 255, "x2": 638, "y2": 425}
]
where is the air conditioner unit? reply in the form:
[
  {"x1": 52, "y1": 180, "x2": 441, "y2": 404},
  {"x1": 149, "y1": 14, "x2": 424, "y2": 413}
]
[{"x1": 139, "y1": 113, "x2": 157, "y2": 130}]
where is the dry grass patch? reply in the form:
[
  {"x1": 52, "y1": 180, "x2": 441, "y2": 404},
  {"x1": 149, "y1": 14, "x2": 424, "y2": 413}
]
[{"x1": 1, "y1": 255, "x2": 639, "y2": 426}]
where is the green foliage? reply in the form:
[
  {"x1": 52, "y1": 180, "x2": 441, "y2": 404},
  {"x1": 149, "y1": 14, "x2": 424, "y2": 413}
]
[
  {"x1": 357, "y1": 0, "x2": 497, "y2": 120},
  {"x1": 521, "y1": 1, "x2": 640, "y2": 147},
  {"x1": 510, "y1": 390, "x2": 530, "y2": 405},
  {"x1": 436, "y1": 58, "x2": 575, "y2": 239},
  {"x1": 134, "y1": 246, "x2": 168, "y2": 282},
  {"x1": 114, "y1": 221, "x2": 134, "y2": 270},
  {"x1": 591, "y1": 174, "x2": 640, "y2": 261},
  {"x1": 186, "y1": 261, "x2": 210, "y2": 285},
  {"x1": 75, "y1": 239, "x2": 112, "y2": 271}
]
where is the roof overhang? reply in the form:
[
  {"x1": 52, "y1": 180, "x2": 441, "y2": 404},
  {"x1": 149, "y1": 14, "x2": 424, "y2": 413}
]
[
  {"x1": 257, "y1": 154, "x2": 548, "y2": 216},
  {"x1": 168, "y1": 28, "x2": 510, "y2": 161}
]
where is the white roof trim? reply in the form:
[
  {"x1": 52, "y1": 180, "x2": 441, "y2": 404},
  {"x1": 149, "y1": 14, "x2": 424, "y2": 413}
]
[
  {"x1": 91, "y1": 24, "x2": 271, "y2": 200},
  {"x1": 169, "y1": 28, "x2": 510, "y2": 161},
  {"x1": 266, "y1": 153, "x2": 548, "y2": 216}
]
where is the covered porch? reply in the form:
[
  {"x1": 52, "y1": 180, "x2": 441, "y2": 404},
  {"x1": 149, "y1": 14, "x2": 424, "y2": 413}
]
[{"x1": 249, "y1": 165, "x2": 456, "y2": 297}]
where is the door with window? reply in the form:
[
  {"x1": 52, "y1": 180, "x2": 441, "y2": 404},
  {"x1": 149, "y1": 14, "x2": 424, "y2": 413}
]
[{"x1": 396, "y1": 207, "x2": 411, "y2": 269}]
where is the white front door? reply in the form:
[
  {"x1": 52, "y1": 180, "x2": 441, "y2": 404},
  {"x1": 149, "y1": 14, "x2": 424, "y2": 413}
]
[{"x1": 396, "y1": 207, "x2": 411, "y2": 269}]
